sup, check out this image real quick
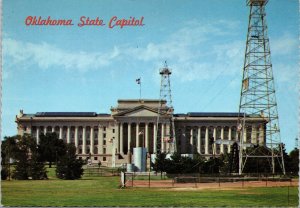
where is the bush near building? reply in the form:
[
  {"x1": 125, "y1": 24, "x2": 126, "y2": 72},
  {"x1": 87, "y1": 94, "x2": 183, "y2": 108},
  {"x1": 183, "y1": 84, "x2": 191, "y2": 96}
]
[{"x1": 56, "y1": 144, "x2": 84, "y2": 180}]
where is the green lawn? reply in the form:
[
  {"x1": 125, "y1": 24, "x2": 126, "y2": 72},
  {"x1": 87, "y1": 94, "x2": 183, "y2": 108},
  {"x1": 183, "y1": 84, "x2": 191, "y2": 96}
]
[{"x1": 1, "y1": 169, "x2": 298, "y2": 207}]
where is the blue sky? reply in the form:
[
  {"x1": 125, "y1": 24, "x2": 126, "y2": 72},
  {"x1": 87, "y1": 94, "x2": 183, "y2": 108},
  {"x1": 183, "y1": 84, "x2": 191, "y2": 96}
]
[{"x1": 2, "y1": 0, "x2": 298, "y2": 152}]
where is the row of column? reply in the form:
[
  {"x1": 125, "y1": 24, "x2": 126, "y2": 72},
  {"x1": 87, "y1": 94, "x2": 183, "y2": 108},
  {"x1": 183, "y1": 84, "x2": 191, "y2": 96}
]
[
  {"x1": 33, "y1": 123, "x2": 264, "y2": 156},
  {"x1": 187, "y1": 126, "x2": 232, "y2": 155},
  {"x1": 119, "y1": 122, "x2": 171, "y2": 154},
  {"x1": 186, "y1": 124, "x2": 264, "y2": 155},
  {"x1": 35, "y1": 126, "x2": 105, "y2": 155}
]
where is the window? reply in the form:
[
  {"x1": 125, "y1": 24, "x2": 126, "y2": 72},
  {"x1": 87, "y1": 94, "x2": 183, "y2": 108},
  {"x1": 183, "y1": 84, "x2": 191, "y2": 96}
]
[
  {"x1": 94, "y1": 147, "x2": 98, "y2": 154},
  {"x1": 103, "y1": 127, "x2": 106, "y2": 131},
  {"x1": 103, "y1": 133, "x2": 106, "y2": 138},
  {"x1": 94, "y1": 157, "x2": 98, "y2": 160},
  {"x1": 103, "y1": 148, "x2": 106, "y2": 154},
  {"x1": 103, "y1": 140, "x2": 106, "y2": 145},
  {"x1": 112, "y1": 128, "x2": 115, "y2": 133},
  {"x1": 103, "y1": 157, "x2": 106, "y2": 161},
  {"x1": 79, "y1": 157, "x2": 82, "y2": 160}
]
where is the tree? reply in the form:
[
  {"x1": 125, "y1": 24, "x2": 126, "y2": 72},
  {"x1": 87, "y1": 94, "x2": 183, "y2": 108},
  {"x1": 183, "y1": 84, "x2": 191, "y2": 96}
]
[
  {"x1": 151, "y1": 152, "x2": 205, "y2": 176},
  {"x1": 164, "y1": 153, "x2": 204, "y2": 174},
  {"x1": 1, "y1": 136, "x2": 18, "y2": 180},
  {"x1": 202, "y1": 157, "x2": 224, "y2": 175},
  {"x1": 2, "y1": 134, "x2": 48, "y2": 180},
  {"x1": 151, "y1": 152, "x2": 167, "y2": 178},
  {"x1": 29, "y1": 151, "x2": 48, "y2": 180},
  {"x1": 38, "y1": 133, "x2": 67, "y2": 168},
  {"x1": 56, "y1": 144, "x2": 84, "y2": 180},
  {"x1": 286, "y1": 148, "x2": 299, "y2": 175},
  {"x1": 11, "y1": 134, "x2": 35, "y2": 180},
  {"x1": 242, "y1": 146, "x2": 274, "y2": 174}
]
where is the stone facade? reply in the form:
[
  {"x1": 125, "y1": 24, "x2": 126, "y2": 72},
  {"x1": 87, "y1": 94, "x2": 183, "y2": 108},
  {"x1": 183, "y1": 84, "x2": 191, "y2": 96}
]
[{"x1": 15, "y1": 99, "x2": 266, "y2": 167}]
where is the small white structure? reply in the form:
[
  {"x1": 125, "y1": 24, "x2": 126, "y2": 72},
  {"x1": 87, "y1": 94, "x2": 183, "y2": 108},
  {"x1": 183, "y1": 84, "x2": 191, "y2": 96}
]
[{"x1": 133, "y1": 147, "x2": 147, "y2": 172}]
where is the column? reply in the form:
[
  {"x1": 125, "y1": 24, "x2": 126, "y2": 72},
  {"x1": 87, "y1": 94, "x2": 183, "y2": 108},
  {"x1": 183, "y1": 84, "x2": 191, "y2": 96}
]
[
  {"x1": 145, "y1": 123, "x2": 149, "y2": 150},
  {"x1": 59, "y1": 126, "x2": 63, "y2": 140},
  {"x1": 36, "y1": 128, "x2": 40, "y2": 144},
  {"x1": 82, "y1": 126, "x2": 86, "y2": 154},
  {"x1": 153, "y1": 123, "x2": 157, "y2": 153},
  {"x1": 75, "y1": 126, "x2": 79, "y2": 152},
  {"x1": 259, "y1": 125, "x2": 264, "y2": 145},
  {"x1": 213, "y1": 127, "x2": 216, "y2": 155},
  {"x1": 228, "y1": 127, "x2": 232, "y2": 153},
  {"x1": 43, "y1": 126, "x2": 47, "y2": 135},
  {"x1": 136, "y1": 123, "x2": 140, "y2": 147},
  {"x1": 165, "y1": 123, "x2": 169, "y2": 152},
  {"x1": 190, "y1": 127, "x2": 193, "y2": 154},
  {"x1": 52, "y1": 126, "x2": 55, "y2": 133},
  {"x1": 90, "y1": 126, "x2": 94, "y2": 154},
  {"x1": 243, "y1": 126, "x2": 247, "y2": 143},
  {"x1": 98, "y1": 126, "x2": 103, "y2": 154},
  {"x1": 181, "y1": 127, "x2": 185, "y2": 153},
  {"x1": 197, "y1": 127, "x2": 201, "y2": 154},
  {"x1": 251, "y1": 125, "x2": 257, "y2": 144},
  {"x1": 67, "y1": 126, "x2": 70, "y2": 144},
  {"x1": 120, "y1": 123, "x2": 124, "y2": 154},
  {"x1": 128, "y1": 123, "x2": 131, "y2": 153},
  {"x1": 220, "y1": 127, "x2": 224, "y2": 154},
  {"x1": 205, "y1": 127, "x2": 209, "y2": 154},
  {"x1": 161, "y1": 123, "x2": 165, "y2": 152}
]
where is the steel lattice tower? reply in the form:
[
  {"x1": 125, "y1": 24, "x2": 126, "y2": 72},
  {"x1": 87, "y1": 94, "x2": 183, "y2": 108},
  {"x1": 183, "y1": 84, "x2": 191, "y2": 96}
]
[
  {"x1": 238, "y1": 0, "x2": 285, "y2": 174},
  {"x1": 156, "y1": 62, "x2": 176, "y2": 154}
]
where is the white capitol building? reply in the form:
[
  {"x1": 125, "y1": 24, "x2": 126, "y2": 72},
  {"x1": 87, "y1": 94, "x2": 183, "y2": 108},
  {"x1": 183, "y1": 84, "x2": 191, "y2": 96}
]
[{"x1": 16, "y1": 99, "x2": 266, "y2": 167}]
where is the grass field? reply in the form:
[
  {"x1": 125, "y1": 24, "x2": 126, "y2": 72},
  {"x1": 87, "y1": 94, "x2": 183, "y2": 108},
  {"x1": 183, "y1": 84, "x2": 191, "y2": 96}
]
[{"x1": 1, "y1": 168, "x2": 298, "y2": 207}]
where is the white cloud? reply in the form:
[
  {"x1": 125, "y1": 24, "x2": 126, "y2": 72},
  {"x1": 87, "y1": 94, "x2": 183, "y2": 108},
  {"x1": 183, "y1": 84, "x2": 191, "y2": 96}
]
[
  {"x1": 3, "y1": 19, "x2": 296, "y2": 86},
  {"x1": 3, "y1": 38, "x2": 119, "y2": 72},
  {"x1": 123, "y1": 20, "x2": 244, "y2": 82}
]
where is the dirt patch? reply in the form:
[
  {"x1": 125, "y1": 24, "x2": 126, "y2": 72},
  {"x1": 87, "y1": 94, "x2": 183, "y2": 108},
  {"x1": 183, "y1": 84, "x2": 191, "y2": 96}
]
[{"x1": 127, "y1": 179, "x2": 298, "y2": 190}]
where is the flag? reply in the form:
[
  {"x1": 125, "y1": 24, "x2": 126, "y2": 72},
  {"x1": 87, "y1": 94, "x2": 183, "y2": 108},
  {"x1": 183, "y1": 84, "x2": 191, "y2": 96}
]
[{"x1": 136, "y1": 78, "x2": 141, "y2": 84}]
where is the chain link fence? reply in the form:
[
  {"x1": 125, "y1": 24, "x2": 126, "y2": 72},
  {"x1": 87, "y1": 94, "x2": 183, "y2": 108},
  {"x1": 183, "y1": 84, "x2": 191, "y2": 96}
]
[{"x1": 121, "y1": 172, "x2": 296, "y2": 189}]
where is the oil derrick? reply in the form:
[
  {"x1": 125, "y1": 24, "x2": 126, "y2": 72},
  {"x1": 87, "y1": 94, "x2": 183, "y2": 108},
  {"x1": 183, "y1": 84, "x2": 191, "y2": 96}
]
[
  {"x1": 238, "y1": 0, "x2": 285, "y2": 174},
  {"x1": 156, "y1": 62, "x2": 176, "y2": 154}
]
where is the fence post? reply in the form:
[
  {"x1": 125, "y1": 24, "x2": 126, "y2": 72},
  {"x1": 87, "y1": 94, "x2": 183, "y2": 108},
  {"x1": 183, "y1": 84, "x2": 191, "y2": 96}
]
[
  {"x1": 287, "y1": 186, "x2": 290, "y2": 206},
  {"x1": 132, "y1": 173, "x2": 134, "y2": 187},
  {"x1": 148, "y1": 172, "x2": 150, "y2": 188},
  {"x1": 242, "y1": 178, "x2": 244, "y2": 188}
]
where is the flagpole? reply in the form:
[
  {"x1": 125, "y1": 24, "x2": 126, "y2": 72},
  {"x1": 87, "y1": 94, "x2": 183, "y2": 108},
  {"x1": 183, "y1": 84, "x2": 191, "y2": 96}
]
[{"x1": 140, "y1": 79, "x2": 142, "y2": 100}]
